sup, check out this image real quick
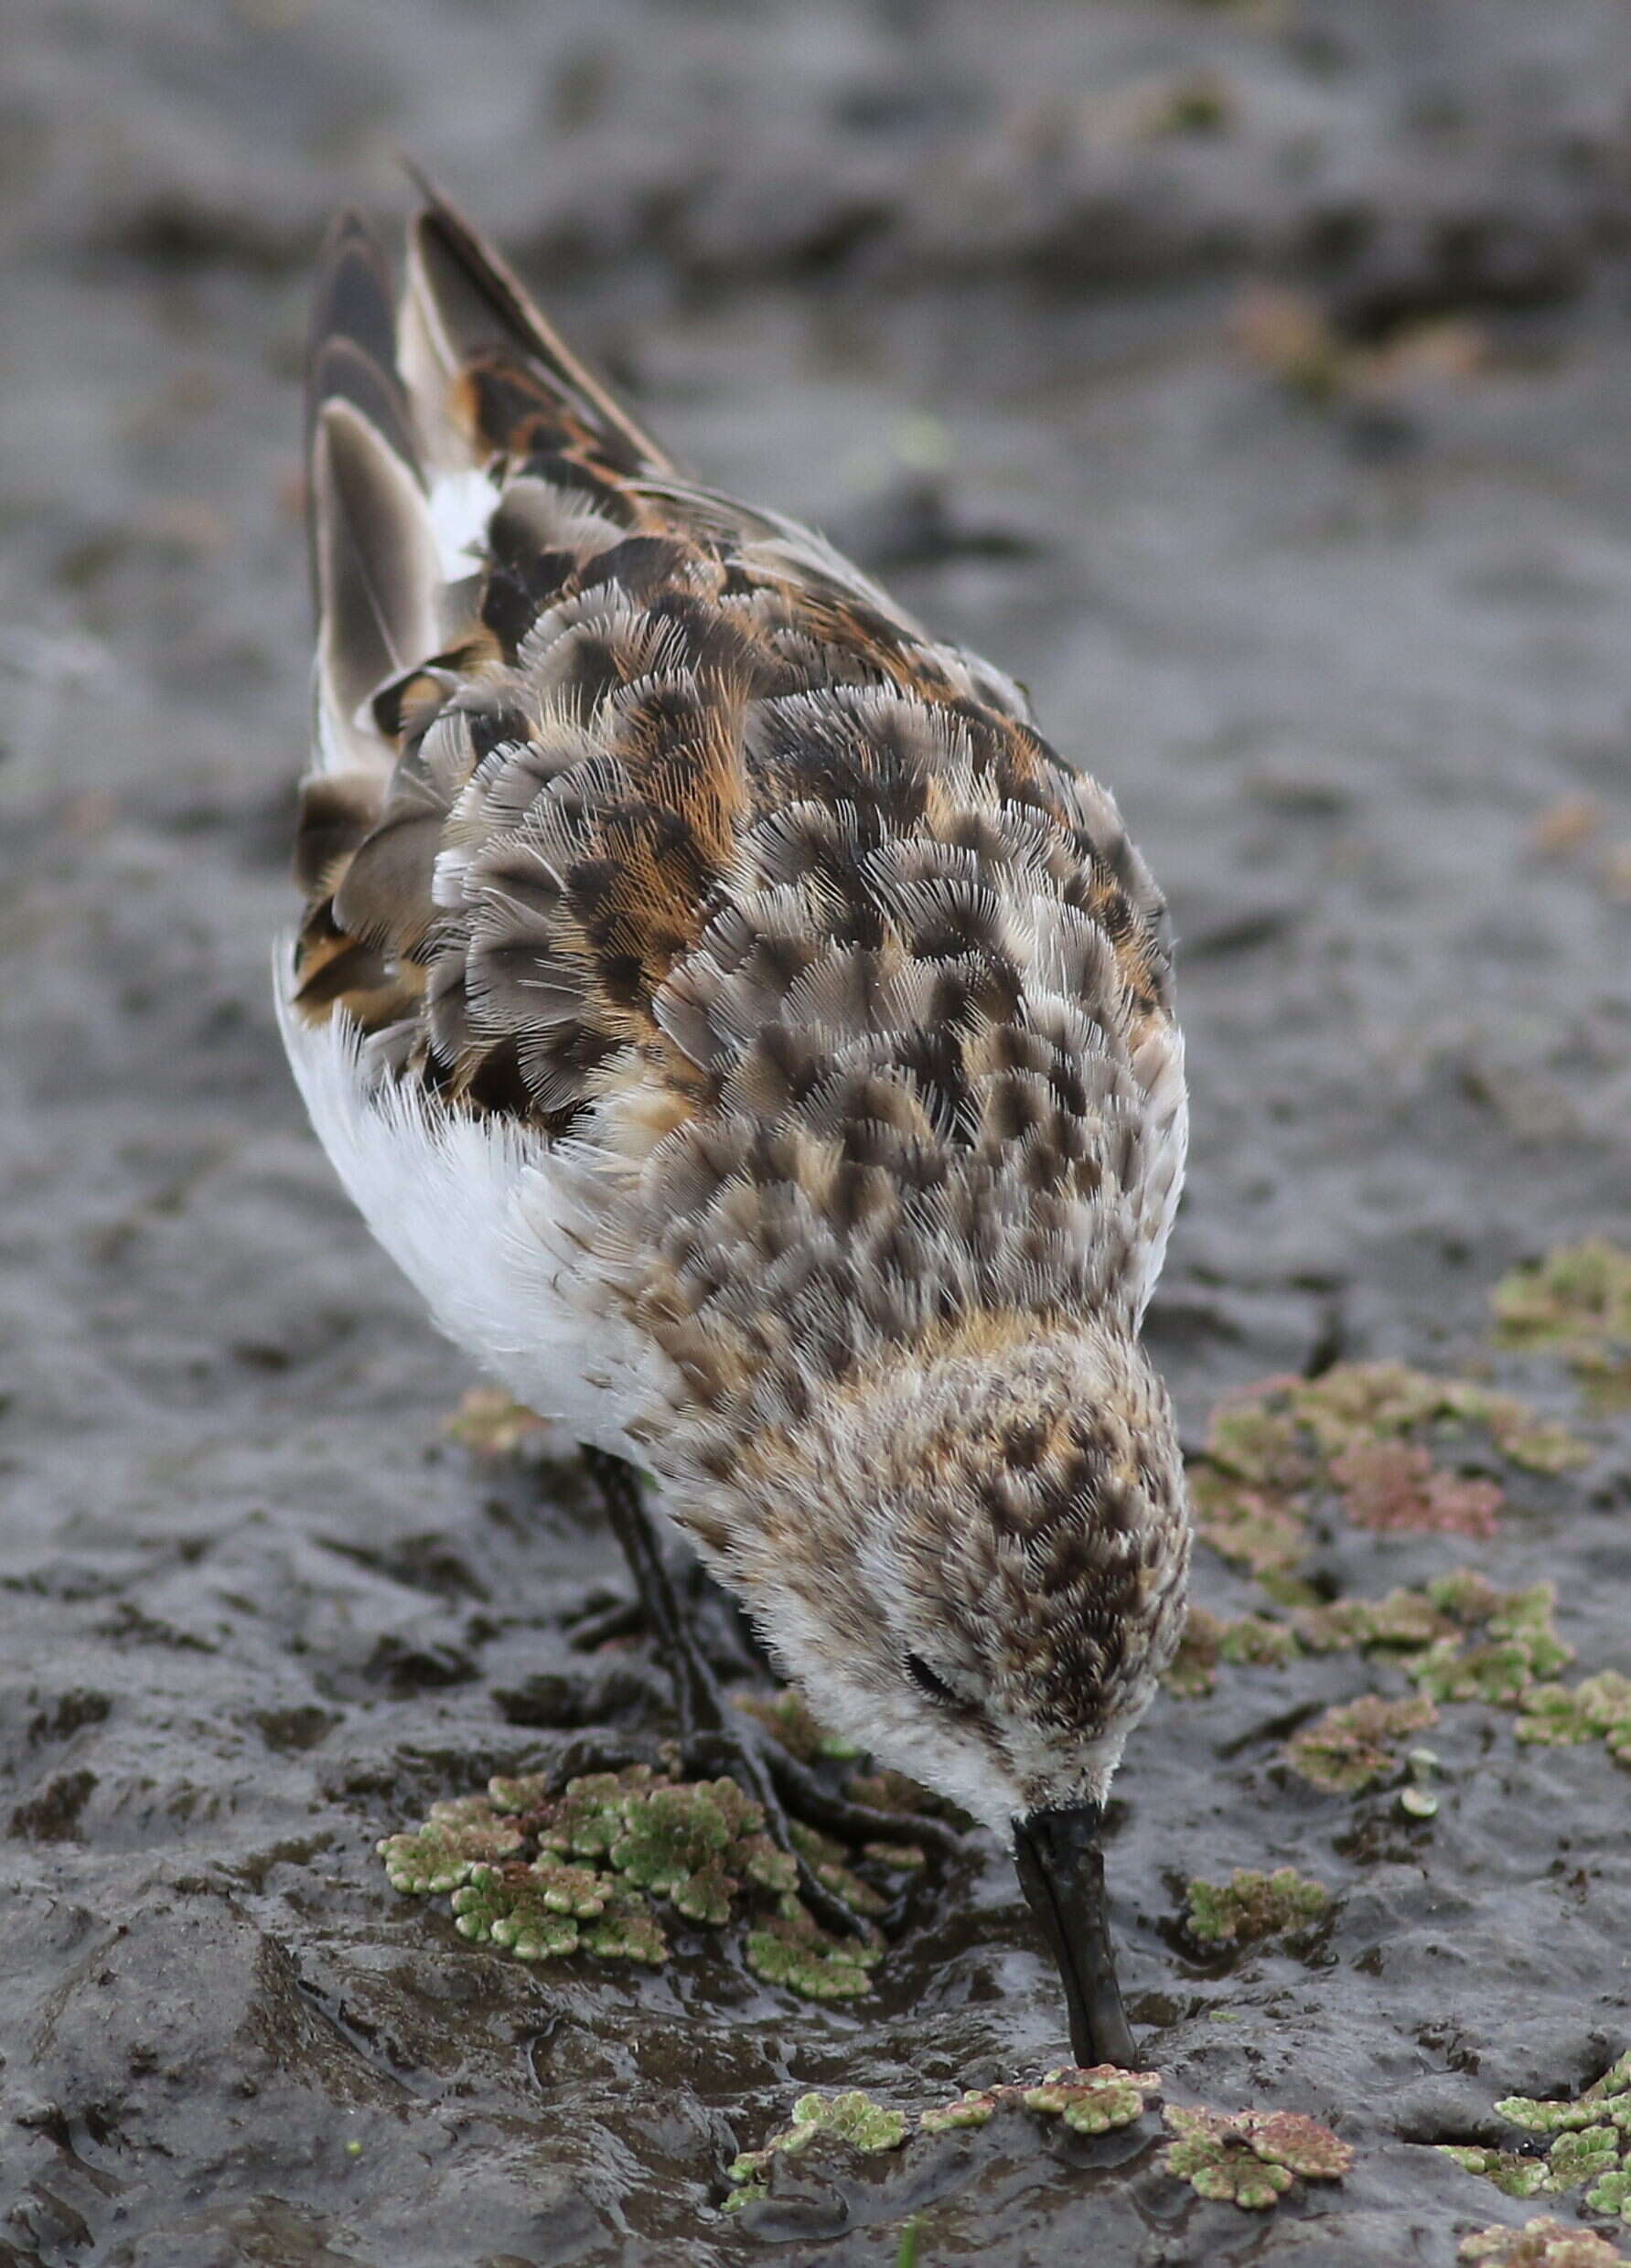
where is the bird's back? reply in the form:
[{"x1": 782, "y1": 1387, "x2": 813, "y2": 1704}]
[{"x1": 284, "y1": 194, "x2": 1187, "y2": 1479}]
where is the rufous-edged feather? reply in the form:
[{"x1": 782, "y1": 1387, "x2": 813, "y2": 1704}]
[{"x1": 400, "y1": 174, "x2": 671, "y2": 483}]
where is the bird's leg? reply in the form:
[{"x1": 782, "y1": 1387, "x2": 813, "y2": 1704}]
[
  {"x1": 578, "y1": 1448, "x2": 887, "y2": 1937},
  {"x1": 580, "y1": 1447, "x2": 719, "y2": 1741},
  {"x1": 563, "y1": 1591, "x2": 646, "y2": 1653},
  {"x1": 565, "y1": 1463, "x2": 768, "y2": 1682}
]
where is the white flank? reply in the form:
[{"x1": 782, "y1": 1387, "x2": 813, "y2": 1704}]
[
  {"x1": 426, "y1": 465, "x2": 499, "y2": 580},
  {"x1": 273, "y1": 945, "x2": 647, "y2": 1454}
]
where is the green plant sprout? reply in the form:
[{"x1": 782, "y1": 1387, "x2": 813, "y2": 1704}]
[{"x1": 1284, "y1": 1693, "x2": 1439, "y2": 1793}]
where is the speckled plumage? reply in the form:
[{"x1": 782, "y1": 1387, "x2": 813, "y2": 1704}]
[{"x1": 280, "y1": 195, "x2": 1192, "y2": 1842}]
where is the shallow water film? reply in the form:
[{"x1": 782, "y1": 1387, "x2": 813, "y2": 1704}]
[{"x1": 4, "y1": 1, "x2": 1631, "y2": 2262}]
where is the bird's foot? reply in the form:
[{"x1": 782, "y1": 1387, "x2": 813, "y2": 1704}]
[
  {"x1": 542, "y1": 1715, "x2": 896, "y2": 1941},
  {"x1": 563, "y1": 1591, "x2": 646, "y2": 1653},
  {"x1": 574, "y1": 1445, "x2": 966, "y2": 1941},
  {"x1": 677, "y1": 1717, "x2": 875, "y2": 1939},
  {"x1": 750, "y1": 1738, "x2": 966, "y2": 1858}
]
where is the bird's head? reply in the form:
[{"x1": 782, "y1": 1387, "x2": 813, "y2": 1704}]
[{"x1": 682, "y1": 1315, "x2": 1191, "y2": 2066}]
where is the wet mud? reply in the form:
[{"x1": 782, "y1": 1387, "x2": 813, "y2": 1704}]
[{"x1": 3, "y1": 2, "x2": 1630, "y2": 2261}]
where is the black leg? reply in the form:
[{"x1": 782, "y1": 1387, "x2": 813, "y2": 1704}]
[
  {"x1": 581, "y1": 1446, "x2": 724, "y2": 1741},
  {"x1": 577, "y1": 1447, "x2": 949, "y2": 1936},
  {"x1": 563, "y1": 1471, "x2": 786, "y2": 1685},
  {"x1": 563, "y1": 1591, "x2": 646, "y2": 1653}
]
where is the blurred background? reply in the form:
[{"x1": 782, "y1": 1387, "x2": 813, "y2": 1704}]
[{"x1": 4, "y1": 3, "x2": 1630, "y2": 2263}]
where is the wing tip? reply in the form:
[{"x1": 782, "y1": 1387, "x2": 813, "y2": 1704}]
[
  {"x1": 399, "y1": 177, "x2": 671, "y2": 476},
  {"x1": 306, "y1": 209, "x2": 406, "y2": 433}
]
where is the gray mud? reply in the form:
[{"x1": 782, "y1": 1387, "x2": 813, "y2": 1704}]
[{"x1": 3, "y1": 2, "x2": 1630, "y2": 2263}]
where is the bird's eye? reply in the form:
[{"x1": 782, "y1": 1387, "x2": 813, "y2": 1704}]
[{"x1": 905, "y1": 1653, "x2": 960, "y2": 1706}]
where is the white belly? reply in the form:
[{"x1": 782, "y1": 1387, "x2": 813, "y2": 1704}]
[{"x1": 274, "y1": 949, "x2": 651, "y2": 1454}]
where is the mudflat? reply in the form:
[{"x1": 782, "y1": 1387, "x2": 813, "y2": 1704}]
[{"x1": 3, "y1": 4, "x2": 1629, "y2": 2262}]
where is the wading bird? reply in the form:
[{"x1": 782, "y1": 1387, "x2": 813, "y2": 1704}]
[{"x1": 280, "y1": 190, "x2": 1192, "y2": 2066}]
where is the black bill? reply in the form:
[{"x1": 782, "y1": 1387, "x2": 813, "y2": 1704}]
[{"x1": 1012, "y1": 1803, "x2": 1137, "y2": 2070}]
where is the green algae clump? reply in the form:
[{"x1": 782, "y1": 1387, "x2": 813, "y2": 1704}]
[
  {"x1": 1162, "y1": 2103, "x2": 1353, "y2": 2210},
  {"x1": 1192, "y1": 1360, "x2": 1585, "y2": 1580},
  {"x1": 1284, "y1": 1693, "x2": 1438, "y2": 1793},
  {"x1": 1023, "y1": 2065, "x2": 1163, "y2": 2134},
  {"x1": 917, "y1": 2086, "x2": 1006, "y2": 2134},
  {"x1": 537, "y1": 1765, "x2": 656, "y2": 1856},
  {"x1": 1592, "y1": 2174, "x2": 1631, "y2": 2221},
  {"x1": 1296, "y1": 1585, "x2": 1456, "y2": 1654},
  {"x1": 744, "y1": 1899, "x2": 883, "y2": 2000},
  {"x1": 789, "y1": 1821, "x2": 891, "y2": 1919},
  {"x1": 1516, "y1": 1674, "x2": 1631, "y2": 1768},
  {"x1": 1460, "y1": 2218, "x2": 1628, "y2": 2266},
  {"x1": 1492, "y1": 1239, "x2": 1631, "y2": 1403},
  {"x1": 1164, "y1": 1609, "x2": 1298, "y2": 1696},
  {"x1": 726, "y1": 2089, "x2": 908, "y2": 2209},
  {"x1": 380, "y1": 1727, "x2": 933, "y2": 2004},
  {"x1": 377, "y1": 1795, "x2": 523, "y2": 1894},
  {"x1": 1497, "y1": 2053, "x2": 1631, "y2": 2136},
  {"x1": 1448, "y1": 2050, "x2": 1631, "y2": 2220},
  {"x1": 1330, "y1": 1437, "x2": 1501, "y2": 1538},
  {"x1": 580, "y1": 1885, "x2": 669, "y2": 1963},
  {"x1": 1167, "y1": 1579, "x2": 1536, "y2": 1696},
  {"x1": 1410, "y1": 1585, "x2": 1573, "y2": 1707},
  {"x1": 1170, "y1": 1572, "x2": 1572, "y2": 1725},
  {"x1": 1551, "y1": 2132, "x2": 1626, "y2": 2190},
  {"x1": 917, "y1": 2063, "x2": 1162, "y2": 2137},
  {"x1": 452, "y1": 1865, "x2": 601, "y2": 1963},
  {"x1": 729, "y1": 2073, "x2": 1351, "y2": 2217},
  {"x1": 735, "y1": 1688, "x2": 860, "y2": 1763},
  {"x1": 1443, "y1": 2148, "x2": 1554, "y2": 2200},
  {"x1": 607, "y1": 1777, "x2": 764, "y2": 1921},
  {"x1": 1184, "y1": 1866, "x2": 1330, "y2": 1947}
]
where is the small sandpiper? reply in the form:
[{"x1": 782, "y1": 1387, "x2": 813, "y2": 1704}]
[{"x1": 280, "y1": 190, "x2": 1192, "y2": 2067}]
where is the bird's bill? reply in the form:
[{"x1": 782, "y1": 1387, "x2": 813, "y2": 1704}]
[{"x1": 1012, "y1": 1803, "x2": 1137, "y2": 2070}]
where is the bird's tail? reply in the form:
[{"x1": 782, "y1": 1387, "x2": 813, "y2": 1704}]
[
  {"x1": 303, "y1": 182, "x2": 671, "y2": 786},
  {"x1": 293, "y1": 185, "x2": 673, "y2": 1032}
]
